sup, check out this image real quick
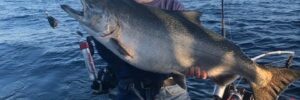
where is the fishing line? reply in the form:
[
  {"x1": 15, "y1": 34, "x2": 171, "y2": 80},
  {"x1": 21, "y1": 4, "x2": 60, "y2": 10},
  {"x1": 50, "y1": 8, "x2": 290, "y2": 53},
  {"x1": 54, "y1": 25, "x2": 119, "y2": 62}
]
[
  {"x1": 53, "y1": 0, "x2": 91, "y2": 46},
  {"x1": 226, "y1": 17, "x2": 233, "y2": 40},
  {"x1": 43, "y1": 0, "x2": 84, "y2": 45},
  {"x1": 44, "y1": 0, "x2": 81, "y2": 33},
  {"x1": 43, "y1": 0, "x2": 59, "y2": 29},
  {"x1": 220, "y1": 0, "x2": 244, "y2": 92}
]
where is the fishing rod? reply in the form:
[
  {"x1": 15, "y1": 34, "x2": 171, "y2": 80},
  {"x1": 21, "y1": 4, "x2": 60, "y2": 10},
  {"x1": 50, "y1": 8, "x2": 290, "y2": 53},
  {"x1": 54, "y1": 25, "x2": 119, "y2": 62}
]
[
  {"x1": 43, "y1": 0, "x2": 102, "y2": 91},
  {"x1": 221, "y1": 0, "x2": 226, "y2": 38},
  {"x1": 77, "y1": 31, "x2": 99, "y2": 82}
]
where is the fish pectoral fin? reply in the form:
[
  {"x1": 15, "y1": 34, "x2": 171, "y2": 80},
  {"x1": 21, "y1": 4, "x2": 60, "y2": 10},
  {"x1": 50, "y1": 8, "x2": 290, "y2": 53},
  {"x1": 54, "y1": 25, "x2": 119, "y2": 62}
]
[{"x1": 110, "y1": 38, "x2": 133, "y2": 58}]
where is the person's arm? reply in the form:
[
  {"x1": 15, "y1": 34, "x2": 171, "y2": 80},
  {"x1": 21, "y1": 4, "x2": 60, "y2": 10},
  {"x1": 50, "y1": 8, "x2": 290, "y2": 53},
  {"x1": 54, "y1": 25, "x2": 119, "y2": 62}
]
[
  {"x1": 185, "y1": 67, "x2": 208, "y2": 79},
  {"x1": 170, "y1": 0, "x2": 184, "y2": 11}
]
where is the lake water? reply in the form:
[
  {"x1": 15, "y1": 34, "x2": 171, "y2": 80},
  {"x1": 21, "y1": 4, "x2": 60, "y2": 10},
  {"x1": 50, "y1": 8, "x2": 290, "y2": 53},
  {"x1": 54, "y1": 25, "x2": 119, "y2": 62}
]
[{"x1": 0, "y1": 0, "x2": 299, "y2": 99}]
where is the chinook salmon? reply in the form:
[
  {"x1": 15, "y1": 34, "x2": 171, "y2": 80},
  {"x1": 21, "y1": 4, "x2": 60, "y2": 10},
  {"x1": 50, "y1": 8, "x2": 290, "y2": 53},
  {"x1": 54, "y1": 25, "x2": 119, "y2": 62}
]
[{"x1": 61, "y1": 0, "x2": 300, "y2": 99}]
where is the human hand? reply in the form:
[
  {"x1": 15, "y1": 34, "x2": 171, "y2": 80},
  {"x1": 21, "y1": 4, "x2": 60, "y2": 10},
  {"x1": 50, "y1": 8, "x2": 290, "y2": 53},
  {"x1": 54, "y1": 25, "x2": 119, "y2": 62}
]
[{"x1": 185, "y1": 67, "x2": 208, "y2": 79}]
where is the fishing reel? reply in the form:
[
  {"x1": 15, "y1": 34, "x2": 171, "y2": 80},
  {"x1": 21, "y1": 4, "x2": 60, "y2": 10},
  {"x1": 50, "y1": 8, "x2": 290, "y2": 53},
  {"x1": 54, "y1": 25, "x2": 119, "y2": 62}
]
[
  {"x1": 223, "y1": 84, "x2": 254, "y2": 100},
  {"x1": 91, "y1": 67, "x2": 118, "y2": 94},
  {"x1": 214, "y1": 83, "x2": 254, "y2": 100}
]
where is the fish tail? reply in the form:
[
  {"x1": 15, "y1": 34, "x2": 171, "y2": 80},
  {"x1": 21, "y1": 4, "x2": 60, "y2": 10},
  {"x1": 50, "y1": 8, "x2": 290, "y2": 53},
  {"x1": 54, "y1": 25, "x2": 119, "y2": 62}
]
[{"x1": 250, "y1": 65, "x2": 300, "y2": 100}]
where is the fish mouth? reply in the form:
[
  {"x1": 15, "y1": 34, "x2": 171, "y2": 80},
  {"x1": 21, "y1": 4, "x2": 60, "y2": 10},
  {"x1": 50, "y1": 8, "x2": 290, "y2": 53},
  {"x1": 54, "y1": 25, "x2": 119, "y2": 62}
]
[{"x1": 60, "y1": 4, "x2": 84, "y2": 21}]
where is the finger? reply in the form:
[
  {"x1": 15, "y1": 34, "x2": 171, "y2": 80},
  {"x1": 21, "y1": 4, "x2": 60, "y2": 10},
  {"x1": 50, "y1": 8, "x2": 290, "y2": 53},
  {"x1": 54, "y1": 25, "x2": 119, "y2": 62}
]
[
  {"x1": 184, "y1": 68, "x2": 189, "y2": 76},
  {"x1": 200, "y1": 70, "x2": 208, "y2": 79},
  {"x1": 195, "y1": 67, "x2": 201, "y2": 78},
  {"x1": 190, "y1": 67, "x2": 195, "y2": 77}
]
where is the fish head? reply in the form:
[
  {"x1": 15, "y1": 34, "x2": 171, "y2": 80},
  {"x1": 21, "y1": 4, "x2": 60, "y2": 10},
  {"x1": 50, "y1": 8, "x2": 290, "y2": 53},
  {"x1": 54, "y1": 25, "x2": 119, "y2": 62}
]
[
  {"x1": 61, "y1": 0, "x2": 103, "y2": 21},
  {"x1": 61, "y1": 0, "x2": 112, "y2": 37}
]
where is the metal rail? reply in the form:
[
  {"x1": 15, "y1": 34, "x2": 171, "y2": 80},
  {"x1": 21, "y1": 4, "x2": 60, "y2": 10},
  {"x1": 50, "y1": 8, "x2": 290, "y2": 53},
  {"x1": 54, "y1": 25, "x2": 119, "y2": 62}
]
[{"x1": 251, "y1": 51, "x2": 295, "y2": 61}]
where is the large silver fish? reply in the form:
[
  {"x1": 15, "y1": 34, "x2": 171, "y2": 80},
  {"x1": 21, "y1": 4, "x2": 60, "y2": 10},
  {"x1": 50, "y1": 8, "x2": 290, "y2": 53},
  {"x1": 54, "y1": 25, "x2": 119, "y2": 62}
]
[{"x1": 61, "y1": 0, "x2": 300, "y2": 99}]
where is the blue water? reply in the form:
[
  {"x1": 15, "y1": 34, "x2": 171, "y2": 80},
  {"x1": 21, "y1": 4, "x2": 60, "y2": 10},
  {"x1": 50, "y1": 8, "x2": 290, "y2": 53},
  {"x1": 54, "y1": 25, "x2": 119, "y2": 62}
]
[{"x1": 0, "y1": 0, "x2": 299, "y2": 99}]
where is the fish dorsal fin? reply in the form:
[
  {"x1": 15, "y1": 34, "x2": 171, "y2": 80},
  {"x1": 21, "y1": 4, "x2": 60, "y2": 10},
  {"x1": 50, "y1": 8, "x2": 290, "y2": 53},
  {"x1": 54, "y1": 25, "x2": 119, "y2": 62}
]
[{"x1": 180, "y1": 11, "x2": 202, "y2": 26}]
